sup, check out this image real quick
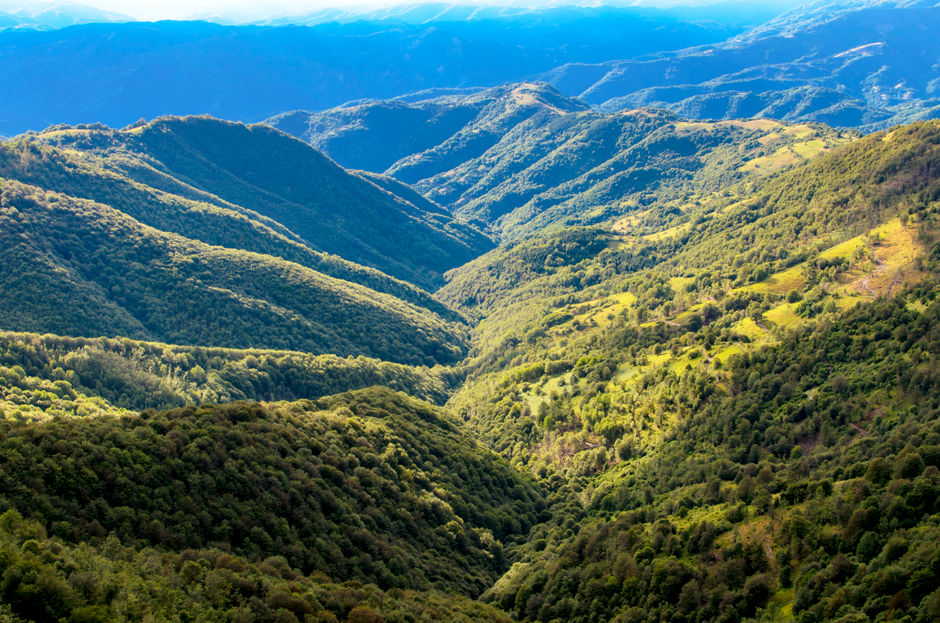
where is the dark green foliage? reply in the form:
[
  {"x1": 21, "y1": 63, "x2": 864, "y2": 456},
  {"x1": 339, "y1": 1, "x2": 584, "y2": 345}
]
[
  {"x1": 0, "y1": 510, "x2": 514, "y2": 623},
  {"x1": 0, "y1": 180, "x2": 466, "y2": 366},
  {"x1": 24, "y1": 116, "x2": 493, "y2": 290},
  {"x1": 0, "y1": 387, "x2": 543, "y2": 596}
]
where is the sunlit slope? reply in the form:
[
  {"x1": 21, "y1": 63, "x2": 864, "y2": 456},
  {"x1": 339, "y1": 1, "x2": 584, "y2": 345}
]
[{"x1": 279, "y1": 84, "x2": 851, "y2": 239}]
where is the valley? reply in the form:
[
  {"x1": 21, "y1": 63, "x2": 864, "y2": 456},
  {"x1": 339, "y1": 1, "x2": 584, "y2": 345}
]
[
  {"x1": 1, "y1": 101, "x2": 939, "y2": 621},
  {"x1": 0, "y1": 1, "x2": 939, "y2": 621}
]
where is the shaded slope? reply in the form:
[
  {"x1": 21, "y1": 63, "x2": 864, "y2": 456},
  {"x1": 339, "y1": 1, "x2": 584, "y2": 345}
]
[
  {"x1": 0, "y1": 179, "x2": 467, "y2": 365},
  {"x1": 0, "y1": 513, "x2": 514, "y2": 623},
  {"x1": 29, "y1": 116, "x2": 492, "y2": 290}
]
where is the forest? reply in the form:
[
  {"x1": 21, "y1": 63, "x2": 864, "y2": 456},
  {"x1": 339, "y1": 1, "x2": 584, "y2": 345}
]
[{"x1": 0, "y1": 86, "x2": 939, "y2": 621}]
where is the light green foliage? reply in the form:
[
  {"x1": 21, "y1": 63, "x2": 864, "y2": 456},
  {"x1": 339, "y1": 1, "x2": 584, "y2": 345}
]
[
  {"x1": 0, "y1": 331, "x2": 454, "y2": 419},
  {"x1": 283, "y1": 84, "x2": 849, "y2": 240}
]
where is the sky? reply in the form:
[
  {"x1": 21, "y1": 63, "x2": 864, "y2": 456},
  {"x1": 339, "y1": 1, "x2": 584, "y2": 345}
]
[{"x1": 37, "y1": 0, "x2": 778, "y2": 21}]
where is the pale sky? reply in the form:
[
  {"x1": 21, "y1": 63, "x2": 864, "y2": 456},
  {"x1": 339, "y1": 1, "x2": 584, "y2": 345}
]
[{"x1": 53, "y1": 0, "x2": 773, "y2": 22}]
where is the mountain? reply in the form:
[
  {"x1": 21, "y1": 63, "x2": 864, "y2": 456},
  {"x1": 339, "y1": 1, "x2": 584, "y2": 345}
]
[
  {"x1": 24, "y1": 116, "x2": 492, "y2": 290},
  {"x1": 0, "y1": 6, "x2": 768, "y2": 136},
  {"x1": 272, "y1": 83, "x2": 852, "y2": 239},
  {"x1": 2, "y1": 114, "x2": 940, "y2": 621},
  {"x1": 544, "y1": 0, "x2": 940, "y2": 130},
  {"x1": 441, "y1": 120, "x2": 940, "y2": 622},
  {"x1": 0, "y1": 1, "x2": 128, "y2": 30},
  {"x1": 0, "y1": 178, "x2": 468, "y2": 365},
  {"x1": 0, "y1": 116, "x2": 494, "y2": 365},
  {"x1": 256, "y1": 1, "x2": 802, "y2": 28},
  {"x1": 0, "y1": 387, "x2": 544, "y2": 611}
]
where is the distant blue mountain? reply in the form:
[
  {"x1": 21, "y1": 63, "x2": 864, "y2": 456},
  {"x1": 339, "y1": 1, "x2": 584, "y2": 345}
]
[
  {"x1": 0, "y1": 5, "x2": 758, "y2": 136},
  {"x1": 0, "y1": 1, "x2": 128, "y2": 30},
  {"x1": 544, "y1": 0, "x2": 940, "y2": 130}
]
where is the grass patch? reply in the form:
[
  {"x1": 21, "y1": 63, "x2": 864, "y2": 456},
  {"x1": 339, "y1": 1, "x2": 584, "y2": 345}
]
[
  {"x1": 747, "y1": 264, "x2": 806, "y2": 295},
  {"x1": 791, "y1": 139, "x2": 826, "y2": 159},
  {"x1": 739, "y1": 146, "x2": 801, "y2": 174},
  {"x1": 669, "y1": 276, "x2": 695, "y2": 291},
  {"x1": 732, "y1": 317, "x2": 766, "y2": 340},
  {"x1": 643, "y1": 222, "x2": 690, "y2": 242},
  {"x1": 764, "y1": 303, "x2": 803, "y2": 329},
  {"x1": 712, "y1": 344, "x2": 743, "y2": 365}
]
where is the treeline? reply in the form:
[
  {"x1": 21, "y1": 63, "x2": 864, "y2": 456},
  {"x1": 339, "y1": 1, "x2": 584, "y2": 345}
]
[
  {"x1": 0, "y1": 388, "x2": 544, "y2": 599},
  {"x1": 0, "y1": 331, "x2": 457, "y2": 421}
]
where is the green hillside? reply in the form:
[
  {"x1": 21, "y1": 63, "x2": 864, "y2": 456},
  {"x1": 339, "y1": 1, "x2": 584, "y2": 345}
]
[
  {"x1": 439, "y1": 120, "x2": 940, "y2": 623},
  {"x1": 484, "y1": 284, "x2": 940, "y2": 622},
  {"x1": 25, "y1": 116, "x2": 492, "y2": 290},
  {"x1": 3, "y1": 109, "x2": 940, "y2": 622},
  {"x1": 0, "y1": 330, "x2": 455, "y2": 421},
  {"x1": 0, "y1": 387, "x2": 542, "y2": 619},
  {"x1": 274, "y1": 83, "x2": 852, "y2": 239},
  {"x1": 0, "y1": 514, "x2": 513, "y2": 622},
  {"x1": 0, "y1": 180, "x2": 466, "y2": 366}
]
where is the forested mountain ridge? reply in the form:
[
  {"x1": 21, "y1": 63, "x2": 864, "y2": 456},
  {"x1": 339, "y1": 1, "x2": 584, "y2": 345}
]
[
  {"x1": 0, "y1": 176, "x2": 468, "y2": 366},
  {"x1": 0, "y1": 387, "x2": 544, "y2": 619},
  {"x1": 2, "y1": 93, "x2": 940, "y2": 622},
  {"x1": 276, "y1": 83, "x2": 852, "y2": 240},
  {"x1": 21, "y1": 115, "x2": 493, "y2": 290}
]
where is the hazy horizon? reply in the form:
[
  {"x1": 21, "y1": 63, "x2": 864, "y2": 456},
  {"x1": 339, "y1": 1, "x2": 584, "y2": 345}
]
[{"x1": 2, "y1": 0, "x2": 808, "y2": 22}]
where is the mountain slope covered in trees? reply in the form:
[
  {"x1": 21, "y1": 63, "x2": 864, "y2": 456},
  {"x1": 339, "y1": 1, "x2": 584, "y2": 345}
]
[
  {"x1": 2, "y1": 98, "x2": 940, "y2": 622},
  {"x1": 440, "y1": 120, "x2": 940, "y2": 622},
  {"x1": 0, "y1": 178, "x2": 467, "y2": 365},
  {"x1": 18, "y1": 116, "x2": 492, "y2": 290},
  {"x1": 0, "y1": 330, "x2": 457, "y2": 421},
  {"x1": 0, "y1": 387, "x2": 544, "y2": 619},
  {"x1": 273, "y1": 83, "x2": 852, "y2": 239}
]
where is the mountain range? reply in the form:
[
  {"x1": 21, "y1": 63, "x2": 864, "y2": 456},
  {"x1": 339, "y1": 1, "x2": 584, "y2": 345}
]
[
  {"x1": 0, "y1": 4, "x2": 754, "y2": 136},
  {"x1": 0, "y1": 1, "x2": 937, "y2": 136},
  {"x1": 2, "y1": 104, "x2": 939, "y2": 621},
  {"x1": 545, "y1": 0, "x2": 940, "y2": 130},
  {"x1": 1, "y1": 3, "x2": 940, "y2": 620},
  {"x1": 270, "y1": 82, "x2": 852, "y2": 239}
]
